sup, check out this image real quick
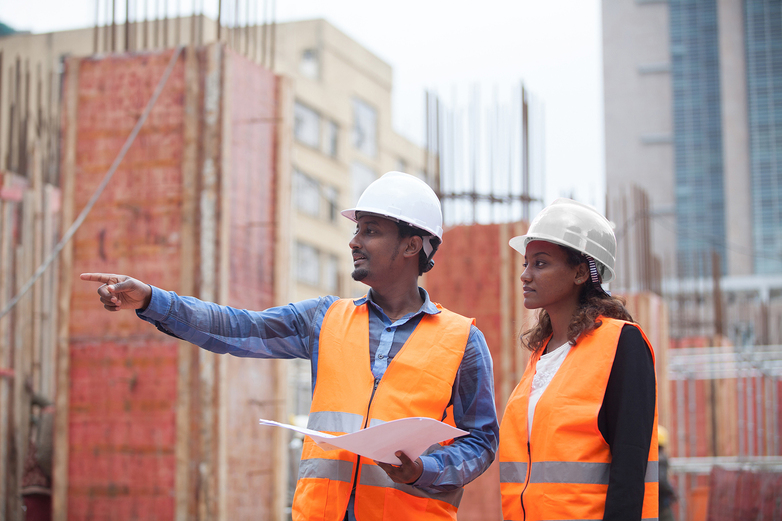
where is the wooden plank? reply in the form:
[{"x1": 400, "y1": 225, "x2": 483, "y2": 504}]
[
  {"x1": 273, "y1": 74, "x2": 294, "y2": 521},
  {"x1": 499, "y1": 221, "x2": 512, "y2": 411},
  {"x1": 53, "y1": 55, "x2": 80, "y2": 521},
  {"x1": 217, "y1": 43, "x2": 231, "y2": 521},
  {"x1": 0, "y1": 196, "x2": 13, "y2": 519},
  {"x1": 512, "y1": 221, "x2": 531, "y2": 386},
  {"x1": 175, "y1": 44, "x2": 199, "y2": 521},
  {"x1": 198, "y1": 41, "x2": 222, "y2": 521},
  {"x1": 32, "y1": 142, "x2": 44, "y2": 395}
]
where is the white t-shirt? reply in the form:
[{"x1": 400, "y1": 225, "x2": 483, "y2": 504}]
[{"x1": 527, "y1": 342, "x2": 572, "y2": 436}]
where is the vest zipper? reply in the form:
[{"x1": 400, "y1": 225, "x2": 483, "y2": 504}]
[
  {"x1": 350, "y1": 378, "x2": 382, "y2": 498},
  {"x1": 520, "y1": 440, "x2": 531, "y2": 521}
]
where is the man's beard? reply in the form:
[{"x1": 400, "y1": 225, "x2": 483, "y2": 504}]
[{"x1": 351, "y1": 268, "x2": 369, "y2": 281}]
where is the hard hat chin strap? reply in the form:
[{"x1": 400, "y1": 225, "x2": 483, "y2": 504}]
[
  {"x1": 422, "y1": 236, "x2": 433, "y2": 258},
  {"x1": 586, "y1": 256, "x2": 611, "y2": 296}
]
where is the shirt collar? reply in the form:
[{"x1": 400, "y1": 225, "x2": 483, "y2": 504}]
[{"x1": 353, "y1": 287, "x2": 441, "y2": 317}]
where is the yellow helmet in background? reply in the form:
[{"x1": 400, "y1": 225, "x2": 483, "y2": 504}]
[{"x1": 658, "y1": 425, "x2": 669, "y2": 447}]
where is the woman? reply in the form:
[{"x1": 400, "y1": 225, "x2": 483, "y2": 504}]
[{"x1": 499, "y1": 198, "x2": 658, "y2": 521}]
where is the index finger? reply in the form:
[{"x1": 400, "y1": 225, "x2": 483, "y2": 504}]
[{"x1": 80, "y1": 273, "x2": 117, "y2": 284}]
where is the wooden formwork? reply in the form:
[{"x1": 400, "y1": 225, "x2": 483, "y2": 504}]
[
  {"x1": 47, "y1": 43, "x2": 290, "y2": 521},
  {"x1": 0, "y1": 167, "x2": 61, "y2": 521}
]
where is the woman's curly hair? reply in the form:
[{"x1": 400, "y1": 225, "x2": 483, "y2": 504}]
[{"x1": 521, "y1": 245, "x2": 634, "y2": 352}]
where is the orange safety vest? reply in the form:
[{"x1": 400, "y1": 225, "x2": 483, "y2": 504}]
[
  {"x1": 499, "y1": 318, "x2": 659, "y2": 521},
  {"x1": 291, "y1": 298, "x2": 474, "y2": 521}
]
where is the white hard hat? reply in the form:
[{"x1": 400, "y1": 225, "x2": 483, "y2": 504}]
[
  {"x1": 509, "y1": 198, "x2": 616, "y2": 283},
  {"x1": 342, "y1": 171, "x2": 444, "y2": 245}
]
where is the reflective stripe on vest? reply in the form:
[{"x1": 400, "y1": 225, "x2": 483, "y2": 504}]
[
  {"x1": 501, "y1": 460, "x2": 658, "y2": 485},
  {"x1": 359, "y1": 464, "x2": 464, "y2": 508},
  {"x1": 291, "y1": 298, "x2": 473, "y2": 521},
  {"x1": 499, "y1": 318, "x2": 659, "y2": 521}
]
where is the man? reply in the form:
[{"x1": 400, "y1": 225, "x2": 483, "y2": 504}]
[{"x1": 82, "y1": 171, "x2": 499, "y2": 521}]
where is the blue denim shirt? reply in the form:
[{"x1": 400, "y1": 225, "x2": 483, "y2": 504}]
[{"x1": 138, "y1": 285, "x2": 498, "y2": 495}]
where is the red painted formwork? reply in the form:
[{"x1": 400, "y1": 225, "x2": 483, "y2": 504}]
[
  {"x1": 63, "y1": 46, "x2": 280, "y2": 520},
  {"x1": 424, "y1": 222, "x2": 531, "y2": 521},
  {"x1": 66, "y1": 49, "x2": 187, "y2": 521},
  {"x1": 706, "y1": 467, "x2": 782, "y2": 521},
  {"x1": 220, "y1": 48, "x2": 279, "y2": 519}
]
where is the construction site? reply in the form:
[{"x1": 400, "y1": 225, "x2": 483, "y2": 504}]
[{"x1": 0, "y1": 1, "x2": 781, "y2": 520}]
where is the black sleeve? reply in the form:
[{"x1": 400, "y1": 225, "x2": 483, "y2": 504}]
[{"x1": 597, "y1": 324, "x2": 656, "y2": 521}]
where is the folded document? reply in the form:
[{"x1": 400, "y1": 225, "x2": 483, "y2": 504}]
[{"x1": 259, "y1": 417, "x2": 468, "y2": 465}]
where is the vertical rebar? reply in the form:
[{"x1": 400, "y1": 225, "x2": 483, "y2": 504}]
[
  {"x1": 163, "y1": 0, "x2": 168, "y2": 48},
  {"x1": 269, "y1": 0, "x2": 275, "y2": 70},
  {"x1": 144, "y1": 0, "x2": 149, "y2": 48},
  {"x1": 94, "y1": 0, "x2": 100, "y2": 53},
  {"x1": 244, "y1": 0, "x2": 250, "y2": 55},
  {"x1": 125, "y1": 0, "x2": 130, "y2": 51},
  {"x1": 217, "y1": 0, "x2": 222, "y2": 41},
  {"x1": 104, "y1": 0, "x2": 111, "y2": 51},
  {"x1": 111, "y1": 0, "x2": 116, "y2": 52},
  {"x1": 233, "y1": 0, "x2": 239, "y2": 49}
]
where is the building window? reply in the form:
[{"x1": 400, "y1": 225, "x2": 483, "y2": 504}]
[
  {"x1": 323, "y1": 119, "x2": 339, "y2": 158},
  {"x1": 293, "y1": 169, "x2": 321, "y2": 218},
  {"x1": 350, "y1": 162, "x2": 378, "y2": 207},
  {"x1": 352, "y1": 97, "x2": 378, "y2": 157},
  {"x1": 294, "y1": 169, "x2": 340, "y2": 223},
  {"x1": 296, "y1": 242, "x2": 341, "y2": 293},
  {"x1": 294, "y1": 102, "x2": 320, "y2": 148},
  {"x1": 294, "y1": 101, "x2": 339, "y2": 159},
  {"x1": 396, "y1": 159, "x2": 408, "y2": 174},
  {"x1": 323, "y1": 254, "x2": 340, "y2": 294},
  {"x1": 296, "y1": 242, "x2": 320, "y2": 287},
  {"x1": 324, "y1": 185, "x2": 339, "y2": 222},
  {"x1": 299, "y1": 49, "x2": 319, "y2": 79}
]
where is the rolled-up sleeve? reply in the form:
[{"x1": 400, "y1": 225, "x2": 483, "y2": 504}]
[{"x1": 414, "y1": 325, "x2": 499, "y2": 492}]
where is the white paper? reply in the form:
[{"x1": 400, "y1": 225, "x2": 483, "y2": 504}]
[{"x1": 259, "y1": 417, "x2": 468, "y2": 464}]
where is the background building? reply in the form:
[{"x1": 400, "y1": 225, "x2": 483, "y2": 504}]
[
  {"x1": 602, "y1": 0, "x2": 782, "y2": 345},
  {"x1": 603, "y1": 2, "x2": 782, "y2": 519}
]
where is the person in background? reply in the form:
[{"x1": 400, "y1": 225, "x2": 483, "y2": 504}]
[
  {"x1": 82, "y1": 171, "x2": 499, "y2": 521},
  {"x1": 499, "y1": 198, "x2": 658, "y2": 521},
  {"x1": 658, "y1": 425, "x2": 677, "y2": 521}
]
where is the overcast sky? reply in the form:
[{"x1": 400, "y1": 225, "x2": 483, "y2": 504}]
[{"x1": 0, "y1": 0, "x2": 605, "y2": 209}]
